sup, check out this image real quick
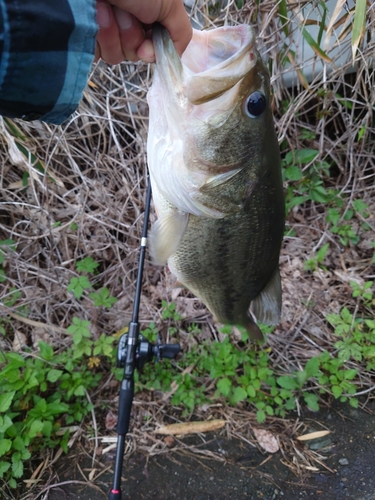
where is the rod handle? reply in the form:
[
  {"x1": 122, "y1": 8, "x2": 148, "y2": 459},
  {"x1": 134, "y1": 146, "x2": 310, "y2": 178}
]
[{"x1": 116, "y1": 379, "x2": 134, "y2": 435}]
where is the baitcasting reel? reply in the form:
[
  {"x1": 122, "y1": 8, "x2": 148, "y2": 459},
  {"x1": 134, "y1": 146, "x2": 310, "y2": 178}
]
[{"x1": 117, "y1": 332, "x2": 180, "y2": 371}]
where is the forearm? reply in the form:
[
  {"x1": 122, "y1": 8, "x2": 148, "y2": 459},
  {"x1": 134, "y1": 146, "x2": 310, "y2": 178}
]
[{"x1": 0, "y1": 0, "x2": 97, "y2": 124}]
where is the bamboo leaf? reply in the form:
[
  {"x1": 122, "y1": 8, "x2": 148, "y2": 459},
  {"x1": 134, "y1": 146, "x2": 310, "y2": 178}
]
[
  {"x1": 324, "y1": 0, "x2": 346, "y2": 50},
  {"x1": 278, "y1": 0, "x2": 289, "y2": 37},
  {"x1": 155, "y1": 419, "x2": 226, "y2": 435},
  {"x1": 287, "y1": 51, "x2": 309, "y2": 89},
  {"x1": 301, "y1": 28, "x2": 332, "y2": 63},
  {"x1": 297, "y1": 430, "x2": 330, "y2": 441},
  {"x1": 3, "y1": 117, "x2": 26, "y2": 141},
  {"x1": 2, "y1": 122, "x2": 64, "y2": 187},
  {"x1": 15, "y1": 141, "x2": 45, "y2": 174},
  {"x1": 351, "y1": 0, "x2": 367, "y2": 64},
  {"x1": 317, "y1": 1, "x2": 327, "y2": 46}
]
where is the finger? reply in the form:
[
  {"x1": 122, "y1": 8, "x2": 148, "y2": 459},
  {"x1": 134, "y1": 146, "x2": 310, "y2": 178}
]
[
  {"x1": 107, "y1": 0, "x2": 192, "y2": 56},
  {"x1": 94, "y1": 41, "x2": 101, "y2": 62},
  {"x1": 113, "y1": 8, "x2": 145, "y2": 62},
  {"x1": 96, "y1": 1, "x2": 124, "y2": 64},
  {"x1": 157, "y1": 0, "x2": 192, "y2": 56},
  {"x1": 136, "y1": 39, "x2": 155, "y2": 63}
]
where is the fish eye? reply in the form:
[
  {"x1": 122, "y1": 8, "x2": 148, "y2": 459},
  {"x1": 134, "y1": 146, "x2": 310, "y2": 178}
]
[{"x1": 245, "y1": 91, "x2": 266, "y2": 118}]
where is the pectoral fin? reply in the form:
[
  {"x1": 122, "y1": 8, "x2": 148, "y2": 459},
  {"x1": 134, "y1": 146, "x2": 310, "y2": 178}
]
[
  {"x1": 244, "y1": 316, "x2": 264, "y2": 341},
  {"x1": 149, "y1": 210, "x2": 189, "y2": 265},
  {"x1": 251, "y1": 268, "x2": 282, "y2": 325},
  {"x1": 192, "y1": 168, "x2": 250, "y2": 215}
]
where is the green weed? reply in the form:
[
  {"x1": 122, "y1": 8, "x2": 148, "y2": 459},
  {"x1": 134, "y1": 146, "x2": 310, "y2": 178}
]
[
  {"x1": 0, "y1": 333, "x2": 111, "y2": 488},
  {"x1": 138, "y1": 282, "x2": 373, "y2": 420},
  {"x1": 66, "y1": 258, "x2": 117, "y2": 306},
  {"x1": 325, "y1": 198, "x2": 371, "y2": 247},
  {"x1": 282, "y1": 147, "x2": 335, "y2": 213},
  {"x1": 89, "y1": 288, "x2": 118, "y2": 308},
  {"x1": 282, "y1": 144, "x2": 371, "y2": 252},
  {"x1": 304, "y1": 243, "x2": 330, "y2": 272},
  {"x1": 67, "y1": 276, "x2": 91, "y2": 299},
  {"x1": 1, "y1": 251, "x2": 373, "y2": 489},
  {"x1": 76, "y1": 257, "x2": 99, "y2": 273},
  {"x1": 0, "y1": 256, "x2": 119, "y2": 489}
]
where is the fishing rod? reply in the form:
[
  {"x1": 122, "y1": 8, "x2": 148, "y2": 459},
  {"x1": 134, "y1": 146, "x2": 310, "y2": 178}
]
[{"x1": 108, "y1": 176, "x2": 180, "y2": 500}]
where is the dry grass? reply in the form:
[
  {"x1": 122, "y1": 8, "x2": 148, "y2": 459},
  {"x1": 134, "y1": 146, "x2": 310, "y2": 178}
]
[{"x1": 1, "y1": 0, "x2": 375, "y2": 497}]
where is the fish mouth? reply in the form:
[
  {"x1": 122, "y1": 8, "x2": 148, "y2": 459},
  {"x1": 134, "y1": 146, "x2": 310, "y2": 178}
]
[
  {"x1": 182, "y1": 25, "x2": 256, "y2": 74},
  {"x1": 153, "y1": 24, "x2": 257, "y2": 106}
]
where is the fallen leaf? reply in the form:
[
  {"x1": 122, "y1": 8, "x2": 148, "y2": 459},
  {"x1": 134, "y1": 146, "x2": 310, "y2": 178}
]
[
  {"x1": 25, "y1": 457, "x2": 48, "y2": 489},
  {"x1": 56, "y1": 426, "x2": 80, "y2": 436},
  {"x1": 155, "y1": 419, "x2": 226, "y2": 435},
  {"x1": 12, "y1": 330, "x2": 27, "y2": 352},
  {"x1": 163, "y1": 435, "x2": 176, "y2": 448},
  {"x1": 88, "y1": 356, "x2": 101, "y2": 369},
  {"x1": 297, "y1": 430, "x2": 331, "y2": 441},
  {"x1": 302, "y1": 465, "x2": 320, "y2": 471},
  {"x1": 7, "y1": 180, "x2": 24, "y2": 189},
  {"x1": 88, "y1": 468, "x2": 97, "y2": 481},
  {"x1": 252, "y1": 428, "x2": 279, "y2": 453},
  {"x1": 105, "y1": 410, "x2": 118, "y2": 430}
]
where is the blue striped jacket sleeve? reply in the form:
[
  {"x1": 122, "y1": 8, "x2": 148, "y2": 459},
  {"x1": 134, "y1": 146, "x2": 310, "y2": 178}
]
[{"x1": 0, "y1": 0, "x2": 97, "y2": 124}]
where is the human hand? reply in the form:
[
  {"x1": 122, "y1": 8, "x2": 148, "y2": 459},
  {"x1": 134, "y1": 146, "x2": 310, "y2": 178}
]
[{"x1": 95, "y1": 0, "x2": 192, "y2": 64}]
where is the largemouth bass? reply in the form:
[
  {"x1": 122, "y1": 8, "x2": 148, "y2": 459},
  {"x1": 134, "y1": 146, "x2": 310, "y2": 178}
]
[{"x1": 147, "y1": 24, "x2": 284, "y2": 340}]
